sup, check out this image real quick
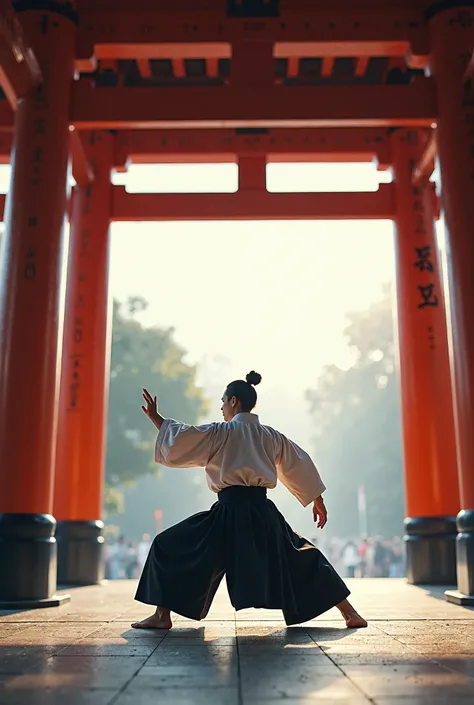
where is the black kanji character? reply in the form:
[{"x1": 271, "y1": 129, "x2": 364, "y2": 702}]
[
  {"x1": 418, "y1": 284, "x2": 439, "y2": 309},
  {"x1": 414, "y1": 246, "x2": 435, "y2": 273}
]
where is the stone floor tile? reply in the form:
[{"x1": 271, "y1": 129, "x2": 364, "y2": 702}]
[
  {"x1": 0, "y1": 637, "x2": 86, "y2": 647},
  {"x1": 340, "y1": 663, "x2": 457, "y2": 677},
  {"x1": 0, "y1": 646, "x2": 67, "y2": 672},
  {"x1": 0, "y1": 611, "x2": 59, "y2": 624},
  {"x1": 345, "y1": 666, "x2": 474, "y2": 698},
  {"x1": 321, "y1": 643, "x2": 417, "y2": 657},
  {"x1": 18, "y1": 655, "x2": 148, "y2": 689},
  {"x1": 87, "y1": 626, "x2": 167, "y2": 639},
  {"x1": 12, "y1": 625, "x2": 108, "y2": 641},
  {"x1": 241, "y1": 669, "x2": 365, "y2": 700},
  {"x1": 239, "y1": 654, "x2": 340, "y2": 675},
  {"x1": 430, "y1": 657, "x2": 474, "y2": 677},
  {"x1": 244, "y1": 700, "x2": 370, "y2": 705},
  {"x1": 59, "y1": 642, "x2": 158, "y2": 657},
  {"x1": 164, "y1": 626, "x2": 236, "y2": 638},
  {"x1": 0, "y1": 688, "x2": 117, "y2": 705},
  {"x1": 239, "y1": 644, "x2": 329, "y2": 657},
  {"x1": 0, "y1": 626, "x2": 31, "y2": 639},
  {"x1": 328, "y1": 653, "x2": 437, "y2": 666},
  {"x1": 166, "y1": 621, "x2": 234, "y2": 631},
  {"x1": 145, "y1": 644, "x2": 237, "y2": 668},
  {"x1": 115, "y1": 687, "x2": 239, "y2": 704},
  {"x1": 410, "y1": 646, "x2": 474, "y2": 656},
  {"x1": 126, "y1": 665, "x2": 237, "y2": 688},
  {"x1": 373, "y1": 699, "x2": 474, "y2": 705},
  {"x1": 48, "y1": 614, "x2": 122, "y2": 623},
  {"x1": 160, "y1": 636, "x2": 237, "y2": 646},
  {"x1": 236, "y1": 624, "x2": 309, "y2": 640}
]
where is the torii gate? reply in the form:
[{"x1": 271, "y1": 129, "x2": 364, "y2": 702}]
[{"x1": 0, "y1": 0, "x2": 472, "y2": 609}]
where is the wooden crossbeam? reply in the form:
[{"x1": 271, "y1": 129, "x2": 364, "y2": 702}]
[
  {"x1": 76, "y1": 3, "x2": 429, "y2": 69},
  {"x1": 112, "y1": 127, "x2": 391, "y2": 167},
  {"x1": 110, "y1": 184, "x2": 397, "y2": 221},
  {"x1": 70, "y1": 79, "x2": 436, "y2": 129}
]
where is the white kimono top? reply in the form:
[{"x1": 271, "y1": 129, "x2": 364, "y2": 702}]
[{"x1": 155, "y1": 412, "x2": 326, "y2": 507}]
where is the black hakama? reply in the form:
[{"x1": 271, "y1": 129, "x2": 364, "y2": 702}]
[{"x1": 135, "y1": 486, "x2": 350, "y2": 626}]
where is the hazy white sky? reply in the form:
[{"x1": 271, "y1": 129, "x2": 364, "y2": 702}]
[
  {"x1": 110, "y1": 162, "x2": 395, "y2": 396},
  {"x1": 0, "y1": 161, "x2": 396, "y2": 447}
]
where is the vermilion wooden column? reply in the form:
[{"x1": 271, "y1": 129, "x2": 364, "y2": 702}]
[
  {"x1": 54, "y1": 132, "x2": 114, "y2": 585},
  {"x1": 0, "y1": 2, "x2": 76, "y2": 607},
  {"x1": 427, "y1": 3, "x2": 474, "y2": 603},
  {"x1": 391, "y1": 128, "x2": 460, "y2": 585}
]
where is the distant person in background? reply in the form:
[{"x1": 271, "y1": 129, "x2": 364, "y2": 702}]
[
  {"x1": 125, "y1": 541, "x2": 138, "y2": 579},
  {"x1": 342, "y1": 540, "x2": 359, "y2": 578},
  {"x1": 389, "y1": 537, "x2": 405, "y2": 578},
  {"x1": 137, "y1": 534, "x2": 152, "y2": 574},
  {"x1": 358, "y1": 537, "x2": 368, "y2": 578},
  {"x1": 373, "y1": 539, "x2": 388, "y2": 577},
  {"x1": 132, "y1": 372, "x2": 367, "y2": 631},
  {"x1": 108, "y1": 536, "x2": 127, "y2": 579},
  {"x1": 365, "y1": 538, "x2": 376, "y2": 577}
]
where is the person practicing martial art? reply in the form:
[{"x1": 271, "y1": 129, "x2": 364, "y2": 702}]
[{"x1": 132, "y1": 371, "x2": 367, "y2": 630}]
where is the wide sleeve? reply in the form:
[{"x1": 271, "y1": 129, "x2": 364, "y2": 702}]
[
  {"x1": 275, "y1": 433, "x2": 326, "y2": 507},
  {"x1": 155, "y1": 419, "x2": 221, "y2": 468}
]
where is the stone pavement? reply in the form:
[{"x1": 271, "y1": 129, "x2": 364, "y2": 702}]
[{"x1": 0, "y1": 578, "x2": 474, "y2": 704}]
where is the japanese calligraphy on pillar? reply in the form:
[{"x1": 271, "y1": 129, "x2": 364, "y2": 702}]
[
  {"x1": 409, "y1": 172, "x2": 439, "y2": 351},
  {"x1": 23, "y1": 82, "x2": 49, "y2": 282},
  {"x1": 68, "y1": 186, "x2": 92, "y2": 411}
]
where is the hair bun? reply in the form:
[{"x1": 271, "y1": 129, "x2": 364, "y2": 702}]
[{"x1": 246, "y1": 371, "x2": 262, "y2": 386}]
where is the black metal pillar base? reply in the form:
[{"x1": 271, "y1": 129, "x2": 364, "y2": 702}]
[
  {"x1": 0, "y1": 513, "x2": 59, "y2": 603},
  {"x1": 445, "y1": 509, "x2": 474, "y2": 604},
  {"x1": 56, "y1": 520, "x2": 105, "y2": 586},
  {"x1": 404, "y1": 516, "x2": 457, "y2": 585}
]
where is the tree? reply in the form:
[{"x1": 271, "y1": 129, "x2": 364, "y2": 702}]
[
  {"x1": 306, "y1": 284, "x2": 404, "y2": 538},
  {"x1": 105, "y1": 297, "x2": 209, "y2": 519}
]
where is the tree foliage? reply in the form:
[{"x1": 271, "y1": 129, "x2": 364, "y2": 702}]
[
  {"x1": 105, "y1": 298, "x2": 209, "y2": 507},
  {"x1": 306, "y1": 284, "x2": 405, "y2": 537}
]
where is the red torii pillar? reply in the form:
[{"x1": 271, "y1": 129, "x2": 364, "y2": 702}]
[
  {"x1": 428, "y1": 3, "x2": 474, "y2": 604},
  {"x1": 54, "y1": 132, "x2": 114, "y2": 585},
  {"x1": 0, "y1": 1, "x2": 75, "y2": 606},
  {"x1": 391, "y1": 128, "x2": 460, "y2": 585}
]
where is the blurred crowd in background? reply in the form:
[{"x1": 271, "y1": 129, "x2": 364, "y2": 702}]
[
  {"x1": 104, "y1": 534, "x2": 152, "y2": 580},
  {"x1": 321, "y1": 536, "x2": 406, "y2": 578},
  {"x1": 104, "y1": 533, "x2": 405, "y2": 581}
]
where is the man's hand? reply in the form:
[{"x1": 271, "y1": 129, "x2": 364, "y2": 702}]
[
  {"x1": 141, "y1": 388, "x2": 162, "y2": 429},
  {"x1": 313, "y1": 496, "x2": 328, "y2": 529}
]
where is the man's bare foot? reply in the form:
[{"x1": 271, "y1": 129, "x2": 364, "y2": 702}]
[
  {"x1": 336, "y1": 599, "x2": 368, "y2": 629},
  {"x1": 344, "y1": 612, "x2": 368, "y2": 629},
  {"x1": 131, "y1": 610, "x2": 172, "y2": 630}
]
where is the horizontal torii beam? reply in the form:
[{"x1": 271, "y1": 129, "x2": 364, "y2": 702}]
[
  {"x1": 113, "y1": 127, "x2": 392, "y2": 167},
  {"x1": 0, "y1": 126, "x2": 398, "y2": 169},
  {"x1": 70, "y1": 79, "x2": 436, "y2": 130},
  {"x1": 75, "y1": 3, "x2": 429, "y2": 71},
  {"x1": 0, "y1": 79, "x2": 436, "y2": 132},
  {"x1": 110, "y1": 184, "x2": 396, "y2": 221},
  {"x1": 0, "y1": 184, "x2": 396, "y2": 221}
]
